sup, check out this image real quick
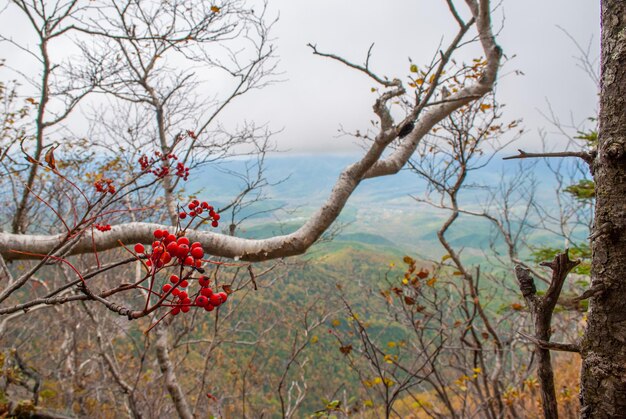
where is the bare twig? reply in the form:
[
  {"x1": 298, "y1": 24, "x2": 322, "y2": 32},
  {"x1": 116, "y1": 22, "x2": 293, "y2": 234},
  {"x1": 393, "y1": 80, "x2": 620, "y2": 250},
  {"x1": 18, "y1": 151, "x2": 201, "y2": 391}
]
[{"x1": 503, "y1": 149, "x2": 594, "y2": 165}]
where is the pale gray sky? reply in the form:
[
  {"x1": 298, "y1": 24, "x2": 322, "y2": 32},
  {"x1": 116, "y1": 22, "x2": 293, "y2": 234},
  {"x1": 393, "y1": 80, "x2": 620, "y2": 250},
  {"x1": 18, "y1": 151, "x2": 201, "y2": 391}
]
[
  {"x1": 221, "y1": 0, "x2": 601, "y2": 153},
  {"x1": 0, "y1": 0, "x2": 600, "y2": 154}
]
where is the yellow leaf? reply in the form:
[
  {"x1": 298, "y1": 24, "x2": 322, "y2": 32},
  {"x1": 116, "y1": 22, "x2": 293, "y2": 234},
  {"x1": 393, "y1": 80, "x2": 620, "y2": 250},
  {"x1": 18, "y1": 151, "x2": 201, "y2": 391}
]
[
  {"x1": 426, "y1": 277, "x2": 437, "y2": 287},
  {"x1": 387, "y1": 341, "x2": 396, "y2": 348},
  {"x1": 416, "y1": 78, "x2": 424, "y2": 86},
  {"x1": 364, "y1": 399, "x2": 374, "y2": 408},
  {"x1": 331, "y1": 319, "x2": 341, "y2": 327},
  {"x1": 370, "y1": 87, "x2": 377, "y2": 92},
  {"x1": 441, "y1": 254, "x2": 451, "y2": 262},
  {"x1": 410, "y1": 64, "x2": 418, "y2": 73},
  {"x1": 480, "y1": 103, "x2": 492, "y2": 111},
  {"x1": 310, "y1": 335, "x2": 319, "y2": 344},
  {"x1": 402, "y1": 278, "x2": 409, "y2": 285},
  {"x1": 210, "y1": 5, "x2": 220, "y2": 13}
]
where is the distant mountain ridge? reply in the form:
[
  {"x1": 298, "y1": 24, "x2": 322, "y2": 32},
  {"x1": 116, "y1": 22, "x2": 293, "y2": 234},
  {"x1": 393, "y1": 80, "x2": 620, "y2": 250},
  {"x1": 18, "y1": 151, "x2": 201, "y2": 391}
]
[{"x1": 187, "y1": 153, "x2": 589, "y2": 260}]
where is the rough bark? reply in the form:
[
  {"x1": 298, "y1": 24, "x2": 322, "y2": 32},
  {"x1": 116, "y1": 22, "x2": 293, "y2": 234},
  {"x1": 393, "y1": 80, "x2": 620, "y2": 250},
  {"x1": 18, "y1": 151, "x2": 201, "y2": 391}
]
[{"x1": 580, "y1": 1, "x2": 626, "y2": 417}]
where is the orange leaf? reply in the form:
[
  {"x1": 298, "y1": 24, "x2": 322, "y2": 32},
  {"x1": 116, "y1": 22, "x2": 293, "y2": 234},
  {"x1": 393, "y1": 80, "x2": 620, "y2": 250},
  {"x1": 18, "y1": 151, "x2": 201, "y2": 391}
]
[
  {"x1": 339, "y1": 345, "x2": 353, "y2": 355},
  {"x1": 44, "y1": 146, "x2": 57, "y2": 170},
  {"x1": 210, "y1": 5, "x2": 220, "y2": 13},
  {"x1": 416, "y1": 269, "x2": 429, "y2": 279}
]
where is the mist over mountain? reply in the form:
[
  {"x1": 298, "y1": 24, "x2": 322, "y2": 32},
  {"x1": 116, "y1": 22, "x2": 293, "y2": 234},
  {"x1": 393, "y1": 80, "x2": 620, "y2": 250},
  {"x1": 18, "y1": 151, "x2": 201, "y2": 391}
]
[{"x1": 187, "y1": 153, "x2": 589, "y2": 260}]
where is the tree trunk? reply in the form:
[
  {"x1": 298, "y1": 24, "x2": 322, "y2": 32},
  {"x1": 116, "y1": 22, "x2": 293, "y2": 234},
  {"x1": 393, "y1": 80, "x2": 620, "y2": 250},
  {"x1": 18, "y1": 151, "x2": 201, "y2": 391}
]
[{"x1": 580, "y1": 1, "x2": 626, "y2": 417}]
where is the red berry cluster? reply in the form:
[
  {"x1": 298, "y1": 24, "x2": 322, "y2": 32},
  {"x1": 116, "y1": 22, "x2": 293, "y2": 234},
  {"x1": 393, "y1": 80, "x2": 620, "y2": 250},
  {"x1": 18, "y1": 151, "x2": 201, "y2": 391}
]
[
  {"x1": 138, "y1": 151, "x2": 190, "y2": 180},
  {"x1": 134, "y1": 230, "x2": 205, "y2": 269},
  {"x1": 175, "y1": 162, "x2": 190, "y2": 180},
  {"x1": 94, "y1": 178, "x2": 116, "y2": 194},
  {"x1": 179, "y1": 199, "x2": 220, "y2": 228},
  {"x1": 94, "y1": 223, "x2": 111, "y2": 232},
  {"x1": 133, "y1": 225, "x2": 229, "y2": 319}
]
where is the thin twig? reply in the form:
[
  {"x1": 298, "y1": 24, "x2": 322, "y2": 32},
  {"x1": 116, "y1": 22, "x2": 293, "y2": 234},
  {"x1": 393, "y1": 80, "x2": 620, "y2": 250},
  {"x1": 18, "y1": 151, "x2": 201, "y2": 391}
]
[
  {"x1": 503, "y1": 149, "x2": 594, "y2": 165},
  {"x1": 518, "y1": 332, "x2": 580, "y2": 353}
]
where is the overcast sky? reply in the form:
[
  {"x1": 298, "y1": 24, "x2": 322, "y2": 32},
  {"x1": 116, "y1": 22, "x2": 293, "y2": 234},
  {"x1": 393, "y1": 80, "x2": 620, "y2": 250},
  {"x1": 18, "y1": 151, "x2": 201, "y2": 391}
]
[
  {"x1": 0, "y1": 0, "x2": 601, "y2": 154},
  {"x1": 222, "y1": 0, "x2": 601, "y2": 153}
]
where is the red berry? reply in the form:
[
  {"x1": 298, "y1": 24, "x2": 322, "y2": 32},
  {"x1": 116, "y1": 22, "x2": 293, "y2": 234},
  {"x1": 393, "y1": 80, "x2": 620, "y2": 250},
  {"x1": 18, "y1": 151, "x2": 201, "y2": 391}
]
[
  {"x1": 179, "y1": 212, "x2": 187, "y2": 219},
  {"x1": 179, "y1": 280, "x2": 189, "y2": 288},
  {"x1": 192, "y1": 199, "x2": 200, "y2": 207},
  {"x1": 152, "y1": 241, "x2": 161, "y2": 249},
  {"x1": 171, "y1": 307, "x2": 180, "y2": 316},
  {"x1": 161, "y1": 252, "x2": 172, "y2": 264},
  {"x1": 213, "y1": 213, "x2": 221, "y2": 221},
  {"x1": 200, "y1": 287, "x2": 213, "y2": 297},
  {"x1": 199, "y1": 276, "x2": 210, "y2": 287},
  {"x1": 166, "y1": 234, "x2": 177, "y2": 243},
  {"x1": 204, "y1": 304, "x2": 215, "y2": 312},
  {"x1": 201, "y1": 201, "x2": 209, "y2": 209},
  {"x1": 211, "y1": 220, "x2": 219, "y2": 228},
  {"x1": 195, "y1": 259, "x2": 203, "y2": 268},
  {"x1": 182, "y1": 297, "x2": 191, "y2": 305},
  {"x1": 189, "y1": 211, "x2": 196, "y2": 217},
  {"x1": 134, "y1": 243, "x2": 145, "y2": 254},
  {"x1": 177, "y1": 244, "x2": 190, "y2": 258},
  {"x1": 177, "y1": 237, "x2": 190, "y2": 246},
  {"x1": 181, "y1": 305, "x2": 190, "y2": 313},
  {"x1": 170, "y1": 274, "x2": 180, "y2": 284},
  {"x1": 217, "y1": 291, "x2": 228, "y2": 303},
  {"x1": 209, "y1": 293, "x2": 222, "y2": 306},
  {"x1": 162, "y1": 284, "x2": 172, "y2": 293},
  {"x1": 184, "y1": 256, "x2": 195, "y2": 266},
  {"x1": 172, "y1": 288, "x2": 181, "y2": 297},
  {"x1": 195, "y1": 207, "x2": 203, "y2": 215},
  {"x1": 179, "y1": 291, "x2": 188, "y2": 300},
  {"x1": 191, "y1": 247, "x2": 204, "y2": 259},
  {"x1": 196, "y1": 296, "x2": 208, "y2": 307},
  {"x1": 188, "y1": 202, "x2": 196, "y2": 210},
  {"x1": 166, "y1": 242, "x2": 179, "y2": 254},
  {"x1": 191, "y1": 241, "x2": 202, "y2": 248},
  {"x1": 154, "y1": 229, "x2": 164, "y2": 239}
]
